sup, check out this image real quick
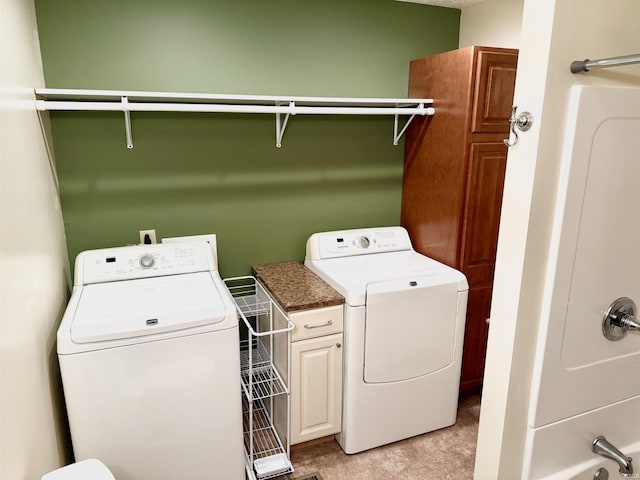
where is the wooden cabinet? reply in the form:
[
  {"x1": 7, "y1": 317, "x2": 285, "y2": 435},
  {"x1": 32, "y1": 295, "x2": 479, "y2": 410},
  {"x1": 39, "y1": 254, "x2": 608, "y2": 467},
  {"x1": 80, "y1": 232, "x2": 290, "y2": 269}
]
[{"x1": 401, "y1": 46, "x2": 517, "y2": 392}]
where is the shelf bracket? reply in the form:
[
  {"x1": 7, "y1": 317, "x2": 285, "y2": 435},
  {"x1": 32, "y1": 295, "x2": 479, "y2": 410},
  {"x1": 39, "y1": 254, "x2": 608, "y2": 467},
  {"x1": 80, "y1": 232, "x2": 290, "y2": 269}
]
[
  {"x1": 392, "y1": 105, "x2": 420, "y2": 145},
  {"x1": 122, "y1": 96, "x2": 134, "y2": 149},
  {"x1": 275, "y1": 101, "x2": 294, "y2": 148}
]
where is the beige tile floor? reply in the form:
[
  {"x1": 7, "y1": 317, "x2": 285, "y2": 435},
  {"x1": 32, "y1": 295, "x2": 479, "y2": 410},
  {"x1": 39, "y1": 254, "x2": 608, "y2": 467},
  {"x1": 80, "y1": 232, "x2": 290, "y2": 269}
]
[{"x1": 286, "y1": 394, "x2": 481, "y2": 480}]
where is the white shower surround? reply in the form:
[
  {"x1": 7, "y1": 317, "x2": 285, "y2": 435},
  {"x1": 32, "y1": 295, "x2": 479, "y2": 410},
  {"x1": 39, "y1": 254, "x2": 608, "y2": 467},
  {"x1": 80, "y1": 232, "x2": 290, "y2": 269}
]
[{"x1": 523, "y1": 85, "x2": 640, "y2": 478}]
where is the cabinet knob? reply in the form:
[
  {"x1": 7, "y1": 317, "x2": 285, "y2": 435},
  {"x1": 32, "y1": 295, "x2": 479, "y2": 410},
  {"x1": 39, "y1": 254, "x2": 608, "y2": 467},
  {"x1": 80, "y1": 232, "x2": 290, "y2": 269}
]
[{"x1": 336, "y1": 343, "x2": 342, "y2": 348}]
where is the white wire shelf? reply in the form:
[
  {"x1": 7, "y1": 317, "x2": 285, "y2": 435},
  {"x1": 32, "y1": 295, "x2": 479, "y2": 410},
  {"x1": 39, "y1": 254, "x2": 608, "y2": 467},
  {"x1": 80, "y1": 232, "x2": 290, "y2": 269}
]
[
  {"x1": 34, "y1": 88, "x2": 435, "y2": 148},
  {"x1": 240, "y1": 340, "x2": 288, "y2": 400},
  {"x1": 242, "y1": 398, "x2": 286, "y2": 460},
  {"x1": 233, "y1": 294, "x2": 271, "y2": 318},
  {"x1": 225, "y1": 276, "x2": 294, "y2": 338},
  {"x1": 242, "y1": 397, "x2": 294, "y2": 479}
]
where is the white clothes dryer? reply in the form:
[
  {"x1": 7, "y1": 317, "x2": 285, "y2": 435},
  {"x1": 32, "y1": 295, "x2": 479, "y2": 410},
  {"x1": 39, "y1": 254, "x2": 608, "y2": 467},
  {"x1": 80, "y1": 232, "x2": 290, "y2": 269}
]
[
  {"x1": 57, "y1": 240, "x2": 244, "y2": 480},
  {"x1": 305, "y1": 226, "x2": 468, "y2": 454}
]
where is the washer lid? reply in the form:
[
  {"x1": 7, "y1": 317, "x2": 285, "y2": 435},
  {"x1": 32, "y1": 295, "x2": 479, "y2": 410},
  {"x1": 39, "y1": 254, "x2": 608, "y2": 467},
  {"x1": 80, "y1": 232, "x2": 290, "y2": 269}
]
[
  {"x1": 42, "y1": 459, "x2": 115, "y2": 480},
  {"x1": 305, "y1": 250, "x2": 468, "y2": 306},
  {"x1": 71, "y1": 272, "x2": 228, "y2": 343}
]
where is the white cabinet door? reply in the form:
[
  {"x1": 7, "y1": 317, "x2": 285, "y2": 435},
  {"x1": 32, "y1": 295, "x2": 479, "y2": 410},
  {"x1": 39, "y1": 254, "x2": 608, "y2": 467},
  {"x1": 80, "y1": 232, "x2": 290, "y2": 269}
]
[{"x1": 290, "y1": 333, "x2": 343, "y2": 445}]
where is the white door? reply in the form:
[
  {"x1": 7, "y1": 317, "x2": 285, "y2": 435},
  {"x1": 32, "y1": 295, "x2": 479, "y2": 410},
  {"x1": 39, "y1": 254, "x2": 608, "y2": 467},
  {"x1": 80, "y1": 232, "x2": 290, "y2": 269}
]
[{"x1": 472, "y1": 1, "x2": 640, "y2": 478}]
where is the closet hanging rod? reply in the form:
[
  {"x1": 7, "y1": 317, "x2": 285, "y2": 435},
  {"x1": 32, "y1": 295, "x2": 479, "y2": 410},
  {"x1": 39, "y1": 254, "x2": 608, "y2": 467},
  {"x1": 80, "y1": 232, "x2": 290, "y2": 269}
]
[
  {"x1": 34, "y1": 88, "x2": 433, "y2": 110},
  {"x1": 34, "y1": 88, "x2": 434, "y2": 148},
  {"x1": 35, "y1": 100, "x2": 433, "y2": 116},
  {"x1": 570, "y1": 53, "x2": 640, "y2": 73}
]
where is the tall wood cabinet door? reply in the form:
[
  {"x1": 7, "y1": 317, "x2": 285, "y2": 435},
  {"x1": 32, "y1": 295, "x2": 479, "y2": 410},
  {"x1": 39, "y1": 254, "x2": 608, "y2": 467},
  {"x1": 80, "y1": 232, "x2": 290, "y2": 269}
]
[
  {"x1": 471, "y1": 49, "x2": 518, "y2": 133},
  {"x1": 290, "y1": 333, "x2": 343, "y2": 445},
  {"x1": 460, "y1": 286, "x2": 493, "y2": 390},
  {"x1": 461, "y1": 142, "x2": 508, "y2": 289}
]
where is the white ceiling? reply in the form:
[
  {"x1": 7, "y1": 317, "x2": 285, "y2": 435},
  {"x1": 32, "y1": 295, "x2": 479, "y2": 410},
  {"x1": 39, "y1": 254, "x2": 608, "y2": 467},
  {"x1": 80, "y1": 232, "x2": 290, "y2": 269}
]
[{"x1": 396, "y1": 0, "x2": 487, "y2": 8}]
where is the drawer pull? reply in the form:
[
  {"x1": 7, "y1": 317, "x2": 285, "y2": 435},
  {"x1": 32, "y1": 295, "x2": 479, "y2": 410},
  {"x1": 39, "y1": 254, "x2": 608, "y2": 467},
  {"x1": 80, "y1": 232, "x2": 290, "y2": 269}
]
[{"x1": 304, "y1": 319, "x2": 333, "y2": 329}]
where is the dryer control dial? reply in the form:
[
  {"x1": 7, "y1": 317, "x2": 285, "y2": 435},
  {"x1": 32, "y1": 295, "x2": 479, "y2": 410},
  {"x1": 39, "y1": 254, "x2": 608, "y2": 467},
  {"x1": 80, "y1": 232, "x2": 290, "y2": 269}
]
[
  {"x1": 139, "y1": 254, "x2": 155, "y2": 268},
  {"x1": 358, "y1": 236, "x2": 370, "y2": 249}
]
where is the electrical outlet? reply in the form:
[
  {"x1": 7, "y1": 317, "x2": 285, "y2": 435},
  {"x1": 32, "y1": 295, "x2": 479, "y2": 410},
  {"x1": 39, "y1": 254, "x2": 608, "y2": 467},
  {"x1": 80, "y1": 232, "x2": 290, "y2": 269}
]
[{"x1": 139, "y1": 229, "x2": 157, "y2": 244}]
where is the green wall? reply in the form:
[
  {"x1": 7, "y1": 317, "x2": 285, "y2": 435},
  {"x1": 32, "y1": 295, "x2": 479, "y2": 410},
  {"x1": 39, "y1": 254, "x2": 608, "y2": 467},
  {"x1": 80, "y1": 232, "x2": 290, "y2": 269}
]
[{"x1": 35, "y1": 0, "x2": 459, "y2": 277}]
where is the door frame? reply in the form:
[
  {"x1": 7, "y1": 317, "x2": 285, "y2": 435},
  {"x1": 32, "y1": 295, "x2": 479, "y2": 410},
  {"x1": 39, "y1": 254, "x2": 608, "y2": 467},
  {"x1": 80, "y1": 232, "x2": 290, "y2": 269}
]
[{"x1": 474, "y1": 0, "x2": 640, "y2": 478}]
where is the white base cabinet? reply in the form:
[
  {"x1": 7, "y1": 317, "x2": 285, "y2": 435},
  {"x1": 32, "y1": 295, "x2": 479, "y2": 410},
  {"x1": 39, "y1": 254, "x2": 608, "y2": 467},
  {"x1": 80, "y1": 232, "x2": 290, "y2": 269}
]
[
  {"x1": 252, "y1": 265, "x2": 344, "y2": 448},
  {"x1": 290, "y1": 332, "x2": 343, "y2": 444},
  {"x1": 273, "y1": 303, "x2": 343, "y2": 445}
]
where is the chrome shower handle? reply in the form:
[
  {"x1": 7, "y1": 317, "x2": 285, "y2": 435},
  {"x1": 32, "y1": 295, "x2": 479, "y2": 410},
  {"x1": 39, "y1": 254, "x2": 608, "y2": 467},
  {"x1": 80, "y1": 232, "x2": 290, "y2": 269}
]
[
  {"x1": 617, "y1": 313, "x2": 640, "y2": 332},
  {"x1": 602, "y1": 297, "x2": 639, "y2": 341}
]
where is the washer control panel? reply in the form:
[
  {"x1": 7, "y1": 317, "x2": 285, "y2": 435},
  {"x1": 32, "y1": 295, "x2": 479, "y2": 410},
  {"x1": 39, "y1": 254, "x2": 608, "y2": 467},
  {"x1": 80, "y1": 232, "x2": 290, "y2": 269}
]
[
  {"x1": 306, "y1": 227, "x2": 413, "y2": 260},
  {"x1": 76, "y1": 242, "x2": 215, "y2": 285}
]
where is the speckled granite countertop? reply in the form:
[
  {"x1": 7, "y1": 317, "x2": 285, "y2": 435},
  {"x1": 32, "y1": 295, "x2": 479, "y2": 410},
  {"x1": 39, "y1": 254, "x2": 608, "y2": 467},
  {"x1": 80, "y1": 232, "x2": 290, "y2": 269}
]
[{"x1": 251, "y1": 261, "x2": 344, "y2": 313}]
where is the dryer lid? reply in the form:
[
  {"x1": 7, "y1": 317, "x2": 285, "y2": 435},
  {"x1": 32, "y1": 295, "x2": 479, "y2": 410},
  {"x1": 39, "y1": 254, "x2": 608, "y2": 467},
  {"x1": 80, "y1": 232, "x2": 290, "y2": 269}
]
[
  {"x1": 70, "y1": 272, "x2": 228, "y2": 343},
  {"x1": 306, "y1": 250, "x2": 468, "y2": 306}
]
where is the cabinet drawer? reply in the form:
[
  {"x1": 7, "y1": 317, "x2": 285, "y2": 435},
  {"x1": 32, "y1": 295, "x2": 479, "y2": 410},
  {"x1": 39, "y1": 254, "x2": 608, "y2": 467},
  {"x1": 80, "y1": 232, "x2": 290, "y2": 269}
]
[{"x1": 290, "y1": 305, "x2": 343, "y2": 342}]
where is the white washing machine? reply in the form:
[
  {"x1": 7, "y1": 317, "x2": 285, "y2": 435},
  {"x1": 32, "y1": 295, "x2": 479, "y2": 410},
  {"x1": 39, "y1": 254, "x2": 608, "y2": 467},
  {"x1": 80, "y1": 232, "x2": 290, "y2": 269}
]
[
  {"x1": 305, "y1": 226, "x2": 468, "y2": 454},
  {"x1": 57, "y1": 240, "x2": 244, "y2": 480}
]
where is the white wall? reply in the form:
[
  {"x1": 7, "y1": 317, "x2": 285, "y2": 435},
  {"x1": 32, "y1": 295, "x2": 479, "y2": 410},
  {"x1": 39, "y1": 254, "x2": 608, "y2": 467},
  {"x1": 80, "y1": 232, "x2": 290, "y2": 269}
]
[
  {"x1": 473, "y1": 0, "x2": 640, "y2": 478},
  {"x1": 459, "y1": 0, "x2": 523, "y2": 48},
  {"x1": 0, "y1": 0, "x2": 71, "y2": 478}
]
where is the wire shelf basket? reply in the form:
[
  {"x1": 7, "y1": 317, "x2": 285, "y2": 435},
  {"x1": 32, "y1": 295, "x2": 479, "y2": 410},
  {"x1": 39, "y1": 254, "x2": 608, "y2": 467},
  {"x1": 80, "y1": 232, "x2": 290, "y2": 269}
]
[
  {"x1": 224, "y1": 276, "x2": 294, "y2": 479},
  {"x1": 240, "y1": 339, "x2": 288, "y2": 400},
  {"x1": 242, "y1": 396, "x2": 286, "y2": 460}
]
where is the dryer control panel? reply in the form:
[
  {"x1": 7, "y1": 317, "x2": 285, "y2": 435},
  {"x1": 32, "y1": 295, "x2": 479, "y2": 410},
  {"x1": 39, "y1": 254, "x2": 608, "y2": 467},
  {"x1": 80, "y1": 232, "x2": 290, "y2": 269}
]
[
  {"x1": 74, "y1": 242, "x2": 216, "y2": 285},
  {"x1": 306, "y1": 227, "x2": 413, "y2": 260}
]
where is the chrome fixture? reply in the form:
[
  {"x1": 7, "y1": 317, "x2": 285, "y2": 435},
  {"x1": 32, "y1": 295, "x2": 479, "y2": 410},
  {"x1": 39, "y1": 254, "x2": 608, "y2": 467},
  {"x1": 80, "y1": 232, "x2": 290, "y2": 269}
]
[
  {"x1": 592, "y1": 436, "x2": 634, "y2": 477},
  {"x1": 602, "y1": 297, "x2": 639, "y2": 341},
  {"x1": 504, "y1": 105, "x2": 533, "y2": 147},
  {"x1": 570, "y1": 53, "x2": 640, "y2": 73},
  {"x1": 593, "y1": 467, "x2": 609, "y2": 480}
]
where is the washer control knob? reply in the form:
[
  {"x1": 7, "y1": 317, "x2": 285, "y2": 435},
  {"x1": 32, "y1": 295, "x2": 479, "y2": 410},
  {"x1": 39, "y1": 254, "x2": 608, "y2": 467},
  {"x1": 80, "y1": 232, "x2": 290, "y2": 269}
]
[
  {"x1": 358, "y1": 236, "x2": 370, "y2": 248},
  {"x1": 139, "y1": 254, "x2": 155, "y2": 268}
]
